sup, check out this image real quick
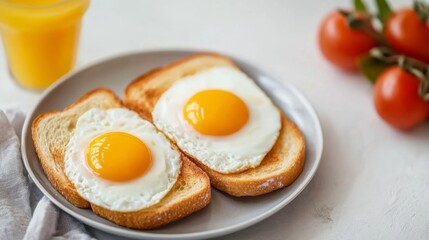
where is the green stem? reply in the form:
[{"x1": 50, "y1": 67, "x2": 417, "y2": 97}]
[
  {"x1": 370, "y1": 47, "x2": 427, "y2": 70},
  {"x1": 370, "y1": 47, "x2": 429, "y2": 101},
  {"x1": 338, "y1": 9, "x2": 386, "y2": 44},
  {"x1": 414, "y1": 0, "x2": 429, "y2": 22}
]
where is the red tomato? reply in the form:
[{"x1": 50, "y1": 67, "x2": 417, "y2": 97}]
[
  {"x1": 318, "y1": 11, "x2": 378, "y2": 70},
  {"x1": 374, "y1": 66, "x2": 429, "y2": 129},
  {"x1": 384, "y1": 8, "x2": 429, "y2": 63}
]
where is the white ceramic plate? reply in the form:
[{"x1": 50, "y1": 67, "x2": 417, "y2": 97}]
[{"x1": 21, "y1": 50, "x2": 323, "y2": 240}]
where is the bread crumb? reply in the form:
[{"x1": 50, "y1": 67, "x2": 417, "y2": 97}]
[{"x1": 257, "y1": 178, "x2": 274, "y2": 189}]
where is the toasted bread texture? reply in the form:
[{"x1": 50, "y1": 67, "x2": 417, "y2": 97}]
[
  {"x1": 124, "y1": 53, "x2": 306, "y2": 196},
  {"x1": 91, "y1": 157, "x2": 211, "y2": 229},
  {"x1": 32, "y1": 88, "x2": 211, "y2": 229}
]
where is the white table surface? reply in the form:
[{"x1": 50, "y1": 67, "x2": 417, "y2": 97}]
[{"x1": 1, "y1": 0, "x2": 428, "y2": 239}]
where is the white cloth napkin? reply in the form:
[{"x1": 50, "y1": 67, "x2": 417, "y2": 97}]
[{"x1": 0, "y1": 109, "x2": 95, "y2": 240}]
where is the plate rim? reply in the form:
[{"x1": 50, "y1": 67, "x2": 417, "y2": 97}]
[{"x1": 21, "y1": 49, "x2": 323, "y2": 239}]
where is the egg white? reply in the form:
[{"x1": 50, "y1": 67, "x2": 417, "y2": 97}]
[
  {"x1": 152, "y1": 66, "x2": 281, "y2": 174},
  {"x1": 64, "y1": 108, "x2": 181, "y2": 212}
]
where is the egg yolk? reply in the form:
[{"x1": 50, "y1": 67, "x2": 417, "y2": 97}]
[
  {"x1": 183, "y1": 89, "x2": 249, "y2": 136},
  {"x1": 86, "y1": 132, "x2": 152, "y2": 182}
]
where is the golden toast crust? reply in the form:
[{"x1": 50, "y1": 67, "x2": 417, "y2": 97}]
[
  {"x1": 91, "y1": 157, "x2": 211, "y2": 229},
  {"x1": 32, "y1": 88, "x2": 122, "y2": 208},
  {"x1": 190, "y1": 115, "x2": 305, "y2": 196},
  {"x1": 124, "y1": 53, "x2": 306, "y2": 196},
  {"x1": 31, "y1": 88, "x2": 211, "y2": 229}
]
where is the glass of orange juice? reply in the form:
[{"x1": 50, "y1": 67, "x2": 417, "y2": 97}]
[{"x1": 0, "y1": 0, "x2": 89, "y2": 90}]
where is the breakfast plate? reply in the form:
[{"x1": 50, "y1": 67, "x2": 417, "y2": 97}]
[{"x1": 21, "y1": 50, "x2": 323, "y2": 239}]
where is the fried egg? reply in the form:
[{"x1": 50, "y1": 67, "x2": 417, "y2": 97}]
[
  {"x1": 64, "y1": 108, "x2": 181, "y2": 212},
  {"x1": 152, "y1": 66, "x2": 281, "y2": 174}
]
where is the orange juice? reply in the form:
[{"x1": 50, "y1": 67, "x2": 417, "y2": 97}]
[{"x1": 0, "y1": 0, "x2": 89, "y2": 89}]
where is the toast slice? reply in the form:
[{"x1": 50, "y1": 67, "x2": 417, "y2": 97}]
[
  {"x1": 124, "y1": 53, "x2": 306, "y2": 196},
  {"x1": 32, "y1": 88, "x2": 211, "y2": 229}
]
